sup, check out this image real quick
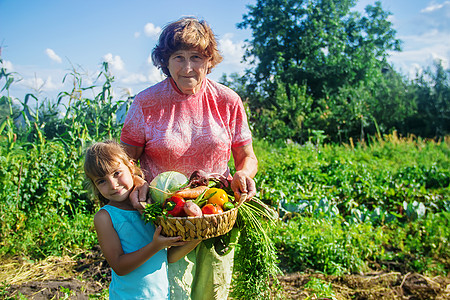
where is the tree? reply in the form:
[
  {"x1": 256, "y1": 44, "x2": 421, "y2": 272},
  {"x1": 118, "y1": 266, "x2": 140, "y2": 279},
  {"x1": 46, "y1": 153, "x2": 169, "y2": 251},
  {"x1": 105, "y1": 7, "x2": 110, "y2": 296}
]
[
  {"x1": 239, "y1": 0, "x2": 400, "y2": 98},
  {"x1": 237, "y1": 0, "x2": 402, "y2": 142},
  {"x1": 408, "y1": 61, "x2": 450, "y2": 138}
]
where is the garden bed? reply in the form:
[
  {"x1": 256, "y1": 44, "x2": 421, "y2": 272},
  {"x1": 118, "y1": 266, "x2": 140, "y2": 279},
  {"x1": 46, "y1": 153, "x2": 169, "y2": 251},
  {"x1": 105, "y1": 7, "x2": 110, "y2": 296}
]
[{"x1": 2, "y1": 247, "x2": 449, "y2": 299}]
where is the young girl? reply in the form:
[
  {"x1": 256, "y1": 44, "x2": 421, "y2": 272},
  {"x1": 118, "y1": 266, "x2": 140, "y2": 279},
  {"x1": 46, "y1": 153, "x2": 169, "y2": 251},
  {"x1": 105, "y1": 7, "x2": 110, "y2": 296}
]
[{"x1": 84, "y1": 140, "x2": 200, "y2": 299}]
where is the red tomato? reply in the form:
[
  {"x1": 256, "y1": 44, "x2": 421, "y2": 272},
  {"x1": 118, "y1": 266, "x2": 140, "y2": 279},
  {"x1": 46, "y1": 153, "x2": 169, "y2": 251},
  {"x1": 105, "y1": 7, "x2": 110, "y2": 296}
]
[{"x1": 201, "y1": 203, "x2": 221, "y2": 215}]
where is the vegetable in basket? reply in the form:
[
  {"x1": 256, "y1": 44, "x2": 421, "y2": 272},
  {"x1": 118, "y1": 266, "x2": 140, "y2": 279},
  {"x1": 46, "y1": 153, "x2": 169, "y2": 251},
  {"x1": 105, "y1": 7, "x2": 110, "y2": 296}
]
[
  {"x1": 201, "y1": 203, "x2": 223, "y2": 215},
  {"x1": 164, "y1": 195, "x2": 186, "y2": 217},
  {"x1": 205, "y1": 188, "x2": 229, "y2": 207},
  {"x1": 184, "y1": 201, "x2": 203, "y2": 217},
  {"x1": 149, "y1": 171, "x2": 188, "y2": 204}
]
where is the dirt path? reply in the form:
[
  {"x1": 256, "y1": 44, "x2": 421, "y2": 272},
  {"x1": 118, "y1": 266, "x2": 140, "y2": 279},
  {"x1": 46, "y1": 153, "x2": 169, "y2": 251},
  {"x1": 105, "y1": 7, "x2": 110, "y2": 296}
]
[{"x1": 2, "y1": 248, "x2": 449, "y2": 299}]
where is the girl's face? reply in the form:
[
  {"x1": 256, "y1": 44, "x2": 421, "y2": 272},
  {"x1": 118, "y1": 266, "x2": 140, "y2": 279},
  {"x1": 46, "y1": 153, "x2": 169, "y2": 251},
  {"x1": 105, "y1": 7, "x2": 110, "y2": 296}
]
[
  {"x1": 167, "y1": 49, "x2": 211, "y2": 95},
  {"x1": 93, "y1": 160, "x2": 134, "y2": 204}
]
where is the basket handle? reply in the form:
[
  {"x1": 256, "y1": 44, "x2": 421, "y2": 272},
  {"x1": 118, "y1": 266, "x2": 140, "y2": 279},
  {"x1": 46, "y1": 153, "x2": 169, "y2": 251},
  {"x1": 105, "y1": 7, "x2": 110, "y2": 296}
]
[{"x1": 237, "y1": 193, "x2": 247, "y2": 207}]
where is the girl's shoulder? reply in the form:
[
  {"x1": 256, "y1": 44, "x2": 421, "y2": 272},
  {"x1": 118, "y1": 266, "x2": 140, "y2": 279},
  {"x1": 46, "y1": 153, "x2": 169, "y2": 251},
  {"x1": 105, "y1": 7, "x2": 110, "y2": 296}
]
[{"x1": 94, "y1": 207, "x2": 113, "y2": 228}]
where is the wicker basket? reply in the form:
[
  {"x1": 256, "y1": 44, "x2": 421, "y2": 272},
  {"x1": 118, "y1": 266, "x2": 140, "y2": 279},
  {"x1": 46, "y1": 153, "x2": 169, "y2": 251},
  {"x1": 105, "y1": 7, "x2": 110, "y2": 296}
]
[{"x1": 154, "y1": 193, "x2": 246, "y2": 241}]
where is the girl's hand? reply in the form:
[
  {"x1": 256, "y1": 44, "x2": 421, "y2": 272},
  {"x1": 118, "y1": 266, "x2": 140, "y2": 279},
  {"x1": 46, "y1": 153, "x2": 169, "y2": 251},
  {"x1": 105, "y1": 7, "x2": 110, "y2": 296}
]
[{"x1": 152, "y1": 226, "x2": 188, "y2": 249}]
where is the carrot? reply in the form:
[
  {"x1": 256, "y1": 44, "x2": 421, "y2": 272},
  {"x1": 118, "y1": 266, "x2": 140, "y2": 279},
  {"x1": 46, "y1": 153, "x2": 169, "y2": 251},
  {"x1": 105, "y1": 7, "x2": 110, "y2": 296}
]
[{"x1": 174, "y1": 185, "x2": 209, "y2": 199}]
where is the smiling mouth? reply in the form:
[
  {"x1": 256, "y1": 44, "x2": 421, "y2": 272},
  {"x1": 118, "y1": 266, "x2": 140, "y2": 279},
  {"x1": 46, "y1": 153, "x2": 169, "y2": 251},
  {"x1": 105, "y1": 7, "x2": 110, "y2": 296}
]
[{"x1": 112, "y1": 188, "x2": 123, "y2": 195}]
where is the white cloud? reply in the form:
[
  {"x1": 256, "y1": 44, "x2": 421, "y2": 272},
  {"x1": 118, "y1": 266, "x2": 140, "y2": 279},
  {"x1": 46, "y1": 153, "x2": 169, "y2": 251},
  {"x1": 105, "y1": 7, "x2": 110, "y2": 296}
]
[
  {"x1": 121, "y1": 72, "x2": 149, "y2": 84},
  {"x1": 121, "y1": 67, "x2": 163, "y2": 84},
  {"x1": 388, "y1": 29, "x2": 450, "y2": 77},
  {"x1": 17, "y1": 74, "x2": 65, "y2": 100},
  {"x1": 416, "y1": 1, "x2": 450, "y2": 33},
  {"x1": 45, "y1": 48, "x2": 62, "y2": 63},
  {"x1": 218, "y1": 33, "x2": 247, "y2": 66},
  {"x1": 103, "y1": 53, "x2": 125, "y2": 71},
  {"x1": 421, "y1": 1, "x2": 450, "y2": 13},
  {"x1": 144, "y1": 23, "x2": 161, "y2": 38},
  {"x1": 134, "y1": 32, "x2": 141, "y2": 38},
  {"x1": 147, "y1": 66, "x2": 165, "y2": 83}
]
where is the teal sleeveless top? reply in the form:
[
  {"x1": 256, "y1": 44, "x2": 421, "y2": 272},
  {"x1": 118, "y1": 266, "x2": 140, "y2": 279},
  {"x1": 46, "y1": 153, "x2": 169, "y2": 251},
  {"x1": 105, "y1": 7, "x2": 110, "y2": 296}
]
[{"x1": 101, "y1": 205, "x2": 169, "y2": 299}]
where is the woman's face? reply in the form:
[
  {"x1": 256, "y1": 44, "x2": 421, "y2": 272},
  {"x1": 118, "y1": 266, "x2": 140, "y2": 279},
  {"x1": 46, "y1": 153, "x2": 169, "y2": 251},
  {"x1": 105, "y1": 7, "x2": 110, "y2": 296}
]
[{"x1": 167, "y1": 49, "x2": 211, "y2": 95}]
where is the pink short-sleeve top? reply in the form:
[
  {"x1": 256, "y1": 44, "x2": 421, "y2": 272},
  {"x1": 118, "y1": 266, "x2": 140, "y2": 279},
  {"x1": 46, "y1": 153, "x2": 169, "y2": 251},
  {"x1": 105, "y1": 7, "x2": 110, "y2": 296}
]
[{"x1": 120, "y1": 77, "x2": 252, "y2": 182}]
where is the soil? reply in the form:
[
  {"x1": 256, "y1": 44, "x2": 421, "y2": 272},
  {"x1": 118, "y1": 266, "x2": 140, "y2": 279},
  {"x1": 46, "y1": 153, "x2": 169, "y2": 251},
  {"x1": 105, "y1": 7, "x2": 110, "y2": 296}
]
[{"x1": 2, "y1": 247, "x2": 449, "y2": 299}]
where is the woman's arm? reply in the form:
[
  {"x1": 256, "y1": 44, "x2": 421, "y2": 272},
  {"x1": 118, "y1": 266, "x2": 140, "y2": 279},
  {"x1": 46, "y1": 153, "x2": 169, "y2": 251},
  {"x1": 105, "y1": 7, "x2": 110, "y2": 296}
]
[
  {"x1": 94, "y1": 210, "x2": 184, "y2": 276},
  {"x1": 121, "y1": 142, "x2": 144, "y2": 161},
  {"x1": 231, "y1": 143, "x2": 258, "y2": 200},
  {"x1": 167, "y1": 239, "x2": 202, "y2": 263}
]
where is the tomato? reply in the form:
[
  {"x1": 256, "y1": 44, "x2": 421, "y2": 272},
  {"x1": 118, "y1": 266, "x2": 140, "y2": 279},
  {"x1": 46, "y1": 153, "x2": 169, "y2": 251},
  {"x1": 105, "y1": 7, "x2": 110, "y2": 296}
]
[
  {"x1": 165, "y1": 196, "x2": 186, "y2": 217},
  {"x1": 205, "y1": 188, "x2": 229, "y2": 208},
  {"x1": 201, "y1": 203, "x2": 221, "y2": 215}
]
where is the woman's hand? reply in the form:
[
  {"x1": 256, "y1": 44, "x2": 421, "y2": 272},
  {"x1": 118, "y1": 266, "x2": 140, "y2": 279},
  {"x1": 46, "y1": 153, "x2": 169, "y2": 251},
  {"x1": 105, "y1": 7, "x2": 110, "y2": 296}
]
[
  {"x1": 231, "y1": 143, "x2": 258, "y2": 201},
  {"x1": 130, "y1": 175, "x2": 149, "y2": 213},
  {"x1": 231, "y1": 170, "x2": 256, "y2": 201},
  {"x1": 121, "y1": 143, "x2": 148, "y2": 212}
]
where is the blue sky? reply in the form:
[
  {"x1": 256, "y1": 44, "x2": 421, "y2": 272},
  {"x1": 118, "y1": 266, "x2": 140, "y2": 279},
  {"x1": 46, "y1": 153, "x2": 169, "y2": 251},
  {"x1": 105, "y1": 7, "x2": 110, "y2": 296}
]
[{"x1": 1, "y1": 0, "x2": 449, "y2": 102}]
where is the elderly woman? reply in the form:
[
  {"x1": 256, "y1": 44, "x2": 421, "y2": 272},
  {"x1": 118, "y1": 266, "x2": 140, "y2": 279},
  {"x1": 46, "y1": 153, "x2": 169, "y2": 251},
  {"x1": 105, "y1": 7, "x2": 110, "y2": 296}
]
[{"x1": 120, "y1": 17, "x2": 257, "y2": 299}]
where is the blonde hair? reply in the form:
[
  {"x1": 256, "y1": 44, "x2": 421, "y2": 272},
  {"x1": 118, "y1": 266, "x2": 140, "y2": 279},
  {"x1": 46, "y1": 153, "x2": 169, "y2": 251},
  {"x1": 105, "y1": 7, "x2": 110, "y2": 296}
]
[
  {"x1": 84, "y1": 140, "x2": 142, "y2": 204},
  {"x1": 152, "y1": 17, "x2": 223, "y2": 76}
]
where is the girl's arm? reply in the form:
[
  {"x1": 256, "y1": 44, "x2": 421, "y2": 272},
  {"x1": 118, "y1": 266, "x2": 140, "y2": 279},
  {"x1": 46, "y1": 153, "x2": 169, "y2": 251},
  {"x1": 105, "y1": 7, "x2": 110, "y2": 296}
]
[
  {"x1": 167, "y1": 240, "x2": 202, "y2": 263},
  {"x1": 94, "y1": 210, "x2": 184, "y2": 276}
]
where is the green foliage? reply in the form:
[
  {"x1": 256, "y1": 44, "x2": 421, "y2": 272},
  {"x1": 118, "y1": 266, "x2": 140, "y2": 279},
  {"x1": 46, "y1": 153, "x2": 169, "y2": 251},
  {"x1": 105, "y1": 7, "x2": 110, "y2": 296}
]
[
  {"x1": 50, "y1": 62, "x2": 126, "y2": 144},
  {"x1": 235, "y1": 0, "x2": 405, "y2": 142},
  {"x1": 272, "y1": 212, "x2": 450, "y2": 276},
  {"x1": 0, "y1": 207, "x2": 96, "y2": 258},
  {"x1": 303, "y1": 277, "x2": 335, "y2": 298},
  {"x1": 0, "y1": 140, "x2": 92, "y2": 215},
  {"x1": 407, "y1": 61, "x2": 450, "y2": 138},
  {"x1": 223, "y1": 0, "x2": 450, "y2": 142},
  {"x1": 254, "y1": 136, "x2": 449, "y2": 276},
  {"x1": 272, "y1": 216, "x2": 386, "y2": 275},
  {"x1": 254, "y1": 135, "x2": 449, "y2": 220},
  {"x1": 232, "y1": 200, "x2": 282, "y2": 299},
  {"x1": 0, "y1": 56, "x2": 121, "y2": 259},
  {"x1": 239, "y1": 0, "x2": 400, "y2": 96},
  {"x1": 383, "y1": 212, "x2": 450, "y2": 275}
]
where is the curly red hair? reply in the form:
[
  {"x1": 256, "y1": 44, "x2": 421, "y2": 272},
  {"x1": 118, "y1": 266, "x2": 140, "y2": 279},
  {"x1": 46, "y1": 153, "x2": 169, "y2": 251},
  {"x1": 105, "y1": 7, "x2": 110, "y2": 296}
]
[{"x1": 152, "y1": 17, "x2": 223, "y2": 76}]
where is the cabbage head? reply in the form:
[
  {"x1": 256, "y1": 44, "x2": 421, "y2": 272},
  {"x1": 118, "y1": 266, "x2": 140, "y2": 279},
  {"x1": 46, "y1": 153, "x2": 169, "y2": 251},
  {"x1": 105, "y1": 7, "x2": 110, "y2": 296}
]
[{"x1": 149, "y1": 171, "x2": 188, "y2": 205}]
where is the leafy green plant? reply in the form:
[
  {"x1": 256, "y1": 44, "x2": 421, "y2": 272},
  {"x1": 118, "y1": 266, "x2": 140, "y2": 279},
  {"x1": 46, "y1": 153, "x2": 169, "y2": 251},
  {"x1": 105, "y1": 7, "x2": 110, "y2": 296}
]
[
  {"x1": 382, "y1": 212, "x2": 450, "y2": 275},
  {"x1": 232, "y1": 200, "x2": 282, "y2": 299},
  {"x1": 254, "y1": 135, "x2": 449, "y2": 219},
  {"x1": 303, "y1": 277, "x2": 335, "y2": 299},
  {"x1": 271, "y1": 215, "x2": 386, "y2": 275}
]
